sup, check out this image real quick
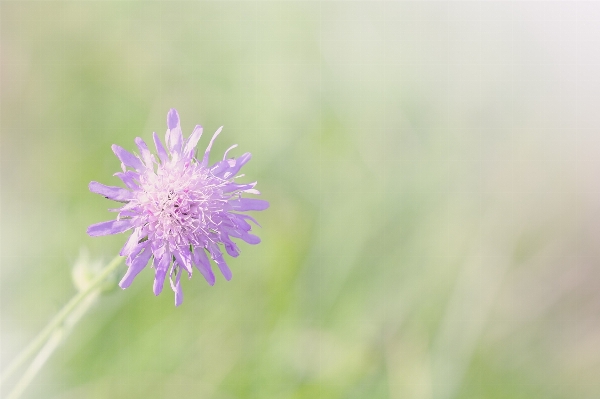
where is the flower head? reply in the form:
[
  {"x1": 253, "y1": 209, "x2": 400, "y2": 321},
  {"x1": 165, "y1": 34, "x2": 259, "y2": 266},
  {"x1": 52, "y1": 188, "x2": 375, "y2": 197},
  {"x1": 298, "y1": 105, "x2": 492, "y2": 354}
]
[{"x1": 88, "y1": 109, "x2": 268, "y2": 306}]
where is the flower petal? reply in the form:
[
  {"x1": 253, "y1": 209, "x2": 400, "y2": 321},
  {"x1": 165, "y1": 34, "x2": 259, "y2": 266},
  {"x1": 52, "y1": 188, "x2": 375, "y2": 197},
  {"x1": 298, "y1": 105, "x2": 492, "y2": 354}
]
[
  {"x1": 167, "y1": 108, "x2": 179, "y2": 130},
  {"x1": 201, "y1": 126, "x2": 223, "y2": 167},
  {"x1": 208, "y1": 243, "x2": 232, "y2": 281},
  {"x1": 229, "y1": 214, "x2": 252, "y2": 231},
  {"x1": 233, "y1": 213, "x2": 262, "y2": 227},
  {"x1": 153, "y1": 132, "x2": 169, "y2": 164},
  {"x1": 222, "y1": 144, "x2": 238, "y2": 160},
  {"x1": 151, "y1": 240, "x2": 167, "y2": 260},
  {"x1": 153, "y1": 254, "x2": 170, "y2": 296},
  {"x1": 192, "y1": 247, "x2": 215, "y2": 285},
  {"x1": 126, "y1": 240, "x2": 147, "y2": 265},
  {"x1": 240, "y1": 232, "x2": 261, "y2": 245},
  {"x1": 87, "y1": 219, "x2": 134, "y2": 236},
  {"x1": 223, "y1": 181, "x2": 257, "y2": 194},
  {"x1": 221, "y1": 235, "x2": 240, "y2": 257},
  {"x1": 89, "y1": 181, "x2": 132, "y2": 202},
  {"x1": 173, "y1": 267, "x2": 183, "y2": 306},
  {"x1": 228, "y1": 198, "x2": 269, "y2": 211},
  {"x1": 135, "y1": 137, "x2": 154, "y2": 168},
  {"x1": 173, "y1": 246, "x2": 193, "y2": 276},
  {"x1": 221, "y1": 153, "x2": 251, "y2": 179},
  {"x1": 232, "y1": 230, "x2": 261, "y2": 245},
  {"x1": 166, "y1": 109, "x2": 183, "y2": 155},
  {"x1": 119, "y1": 244, "x2": 152, "y2": 289},
  {"x1": 184, "y1": 125, "x2": 203, "y2": 158},
  {"x1": 117, "y1": 208, "x2": 139, "y2": 218},
  {"x1": 112, "y1": 144, "x2": 144, "y2": 171},
  {"x1": 209, "y1": 160, "x2": 231, "y2": 176},
  {"x1": 119, "y1": 227, "x2": 143, "y2": 256},
  {"x1": 113, "y1": 171, "x2": 140, "y2": 190}
]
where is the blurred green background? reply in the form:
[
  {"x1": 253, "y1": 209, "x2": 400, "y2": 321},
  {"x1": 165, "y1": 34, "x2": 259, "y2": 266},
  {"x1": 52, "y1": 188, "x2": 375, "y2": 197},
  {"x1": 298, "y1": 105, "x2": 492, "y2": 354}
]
[{"x1": 2, "y1": 2, "x2": 600, "y2": 398}]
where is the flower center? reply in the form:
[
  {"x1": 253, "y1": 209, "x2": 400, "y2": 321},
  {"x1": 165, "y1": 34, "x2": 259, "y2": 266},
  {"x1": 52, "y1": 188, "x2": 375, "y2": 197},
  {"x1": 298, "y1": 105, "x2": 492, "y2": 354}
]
[{"x1": 135, "y1": 162, "x2": 228, "y2": 247}]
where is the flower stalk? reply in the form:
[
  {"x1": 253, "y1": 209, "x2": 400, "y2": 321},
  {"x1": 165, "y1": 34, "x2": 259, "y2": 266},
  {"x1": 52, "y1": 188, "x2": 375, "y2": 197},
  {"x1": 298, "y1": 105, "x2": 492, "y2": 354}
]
[{"x1": 0, "y1": 255, "x2": 123, "y2": 397}]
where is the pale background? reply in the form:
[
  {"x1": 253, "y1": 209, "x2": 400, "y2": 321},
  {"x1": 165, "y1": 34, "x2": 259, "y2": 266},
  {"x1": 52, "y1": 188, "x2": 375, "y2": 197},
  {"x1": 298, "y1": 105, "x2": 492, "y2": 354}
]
[{"x1": 2, "y1": 2, "x2": 600, "y2": 398}]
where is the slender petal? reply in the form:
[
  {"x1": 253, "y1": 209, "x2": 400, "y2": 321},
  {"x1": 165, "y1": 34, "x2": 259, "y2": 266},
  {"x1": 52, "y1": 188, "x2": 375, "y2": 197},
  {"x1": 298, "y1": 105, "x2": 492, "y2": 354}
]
[
  {"x1": 119, "y1": 227, "x2": 143, "y2": 256},
  {"x1": 126, "y1": 241, "x2": 147, "y2": 265},
  {"x1": 173, "y1": 246, "x2": 193, "y2": 276},
  {"x1": 227, "y1": 228, "x2": 261, "y2": 245},
  {"x1": 234, "y1": 213, "x2": 261, "y2": 227},
  {"x1": 228, "y1": 198, "x2": 270, "y2": 211},
  {"x1": 112, "y1": 144, "x2": 144, "y2": 171},
  {"x1": 222, "y1": 153, "x2": 251, "y2": 179},
  {"x1": 113, "y1": 171, "x2": 140, "y2": 190},
  {"x1": 184, "y1": 125, "x2": 203, "y2": 158},
  {"x1": 87, "y1": 219, "x2": 134, "y2": 236},
  {"x1": 208, "y1": 243, "x2": 232, "y2": 280},
  {"x1": 209, "y1": 160, "x2": 231, "y2": 176},
  {"x1": 223, "y1": 181, "x2": 257, "y2": 193},
  {"x1": 167, "y1": 108, "x2": 179, "y2": 130},
  {"x1": 153, "y1": 132, "x2": 169, "y2": 164},
  {"x1": 221, "y1": 235, "x2": 240, "y2": 257},
  {"x1": 153, "y1": 254, "x2": 170, "y2": 295},
  {"x1": 151, "y1": 238, "x2": 167, "y2": 258},
  {"x1": 240, "y1": 232, "x2": 261, "y2": 245},
  {"x1": 135, "y1": 137, "x2": 154, "y2": 168},
  {"x1": 117, "y1": 208, "x2": 139, "y2": 218},
  {"x1": 166, "y1": 109, "x2": 183, "y2": 154},
  {"x1": 201, "y1": 126, "x2": 223, "y2": 167},
  {"x1": 173, "y1": 267, "x2": 183, "y2": 306},
  {"x1": 192, "y1": 247, "x2": 215, "y2": 285},
  {"x1": 89, "y1": 181, "x2": 132, "y2": 202},
  {"x1": 119, "y1": 245, "x2": 152, "y2": 288},
  {"x1": 222, "y1": 144, "x2": 238, "y2": 160},
  {"x1": 228, "y1": 214, "x2": 252, "y2": 231}
]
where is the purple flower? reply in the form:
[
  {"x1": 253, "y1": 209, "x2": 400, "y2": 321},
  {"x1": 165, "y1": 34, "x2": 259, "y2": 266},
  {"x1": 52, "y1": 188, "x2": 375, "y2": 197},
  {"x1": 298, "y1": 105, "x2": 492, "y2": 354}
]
[{"x1": 88, "y1": 109, "x2": 268, "y2": 306}]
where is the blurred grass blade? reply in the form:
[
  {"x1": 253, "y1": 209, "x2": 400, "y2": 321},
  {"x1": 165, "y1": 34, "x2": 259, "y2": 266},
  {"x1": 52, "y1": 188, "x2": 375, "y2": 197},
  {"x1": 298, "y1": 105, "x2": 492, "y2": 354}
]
[{"x1": 0, "y1": 255, "x2": 123, "y2": 391}]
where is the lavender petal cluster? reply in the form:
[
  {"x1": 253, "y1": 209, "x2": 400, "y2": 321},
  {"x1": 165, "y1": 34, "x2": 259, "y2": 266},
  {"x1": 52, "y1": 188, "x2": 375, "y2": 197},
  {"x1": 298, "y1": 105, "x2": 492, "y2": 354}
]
[{"x1": 88, "y1": 109, "x2": 268, "y2": 306}]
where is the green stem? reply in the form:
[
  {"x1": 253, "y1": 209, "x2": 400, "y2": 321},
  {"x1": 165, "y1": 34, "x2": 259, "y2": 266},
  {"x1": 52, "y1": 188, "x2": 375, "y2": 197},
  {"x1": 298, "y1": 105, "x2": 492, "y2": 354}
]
[
  {"x1": 0, "y1": 255, "x2": 123, "y2": 390},
  {"x1": 6, "y1": 290, "x2": 99, "y2": 399}
]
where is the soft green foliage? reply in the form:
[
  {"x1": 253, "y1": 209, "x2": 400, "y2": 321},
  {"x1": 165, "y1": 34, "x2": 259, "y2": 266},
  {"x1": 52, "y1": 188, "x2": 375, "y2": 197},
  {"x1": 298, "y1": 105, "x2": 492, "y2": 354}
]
[{"x1": 2, "y1": 2, "x2": 600, "y2": 399}]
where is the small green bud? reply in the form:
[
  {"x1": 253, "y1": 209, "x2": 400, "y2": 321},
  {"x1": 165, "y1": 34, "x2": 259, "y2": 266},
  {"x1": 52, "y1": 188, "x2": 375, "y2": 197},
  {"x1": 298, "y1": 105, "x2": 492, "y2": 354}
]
[{"x1": 72, "y1": 248, "x2": 118, "y2": 293}]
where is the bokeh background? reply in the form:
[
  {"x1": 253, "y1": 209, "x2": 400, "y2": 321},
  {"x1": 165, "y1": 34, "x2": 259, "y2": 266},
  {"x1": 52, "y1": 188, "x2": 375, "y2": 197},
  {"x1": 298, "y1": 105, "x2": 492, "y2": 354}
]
[{"x1": 2, "y1": 2, "x2": 600, "y2": 398}]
